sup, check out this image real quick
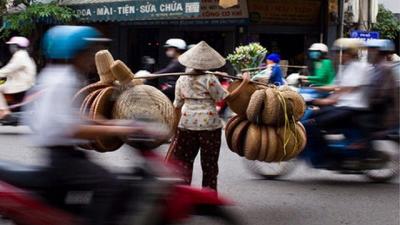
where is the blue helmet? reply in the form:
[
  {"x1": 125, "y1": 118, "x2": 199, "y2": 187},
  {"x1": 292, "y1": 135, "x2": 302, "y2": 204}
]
[
  {"x1": 42, "y1": 25, "x2": 107, "y2": 59},
  {"x1": 266, "y1": 53, "x2": 281, "y2": 64}
]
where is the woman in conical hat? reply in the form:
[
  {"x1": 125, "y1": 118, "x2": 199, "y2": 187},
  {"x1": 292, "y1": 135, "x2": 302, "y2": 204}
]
[{"x1": 172, "y1": 41, "x2": 250, "y2": 191}]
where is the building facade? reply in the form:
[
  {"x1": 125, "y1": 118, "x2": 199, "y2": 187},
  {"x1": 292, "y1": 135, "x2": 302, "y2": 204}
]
[{"x1": 62, "y1": 0, "x2": 340, "y2": 73}]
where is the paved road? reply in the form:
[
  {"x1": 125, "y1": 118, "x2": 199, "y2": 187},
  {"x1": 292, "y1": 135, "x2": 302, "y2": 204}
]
[{"x1": 0, "y1": 126, "x2": 399, "y2": 225}]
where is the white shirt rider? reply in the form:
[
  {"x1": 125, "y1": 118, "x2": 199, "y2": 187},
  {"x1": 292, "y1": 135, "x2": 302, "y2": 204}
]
[{"x1": 335, "y1": 60, "x2": 371, "y2": 109}]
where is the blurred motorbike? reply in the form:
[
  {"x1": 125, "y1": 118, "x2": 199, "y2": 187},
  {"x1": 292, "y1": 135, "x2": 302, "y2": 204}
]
[
  {"x1": 0, "y1": 80, "x2": 42, "y2": 127},
  {"x1": 0, "y1": 131, "x2": 240, "y2": 225},
  {"x1": 246, "y1": 88, "x2": 399, "y2": 182}
]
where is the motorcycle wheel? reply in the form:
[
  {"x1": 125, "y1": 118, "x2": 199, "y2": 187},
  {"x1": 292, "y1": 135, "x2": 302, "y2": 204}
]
[
  {"x1": 180, "y1": 205, "x2": 241, "y2": 225},
  {"x1": 364, "y1": 140, "x2": 399, "y2": 182},
  {"x1": 244, "y1": 159, "x2": 297, "y2": 180}
]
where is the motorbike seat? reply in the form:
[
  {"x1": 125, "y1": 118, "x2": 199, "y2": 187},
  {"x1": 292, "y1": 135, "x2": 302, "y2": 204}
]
[{"x1": 0, "y1": 160, "x2": 54, "y2": 190}]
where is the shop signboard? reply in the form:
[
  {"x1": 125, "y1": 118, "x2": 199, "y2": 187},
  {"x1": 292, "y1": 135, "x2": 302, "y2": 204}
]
[
  {"x1": 194, "y1": 0, "x2": 248, "y2": 20},
  {"x1": 69, "y1": 0, "x2": 201, "y2": 21},
  {"x1": 248, "y1": 0, "x2": 321, "y2": 25},
  {"x1": 176, "y1": 0, "x2": 248, "y2": 25},
  {"x1": 351, "y1": 30, "x2": 380, "y2": 40}
]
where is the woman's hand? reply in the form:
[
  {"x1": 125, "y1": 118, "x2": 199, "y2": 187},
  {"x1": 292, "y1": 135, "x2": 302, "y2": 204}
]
[
  {"x1": 299, "y1": 75, "x2": 309, "y2": 83},
  {"x1": 242, "y1": 72, "x2": 251, "y2": 83}
]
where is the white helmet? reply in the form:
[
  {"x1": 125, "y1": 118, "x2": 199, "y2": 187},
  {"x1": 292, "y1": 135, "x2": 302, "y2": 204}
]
[
  {"x1": 187, "y1": 44, "x2": 196, "y2": 49},
  {"x1": 6, "y1": 36, "x2": 30, "y2": 48},
  {"x1": 366, "y1": 39, "x2": 395, "y2": 52},
  {"x1": 164, "y1": 38, "x2": 187, "y2": 50},
  {"x1": 309, "y1": 43, "x2": 329, "y2": 53},
  {"x1": 332, "y1": 38, "x2": 365, "y2": 51}
]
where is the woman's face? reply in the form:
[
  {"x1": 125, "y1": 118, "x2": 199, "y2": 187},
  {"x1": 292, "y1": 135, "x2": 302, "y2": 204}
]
[
  {"x1": 9, "y1": 44, "x2": 19, "y2": 54},
  {"x1": 166, "y1": 48, "x2": 179, "y2": 59},
  {"x1": 308, "y1": 51, "x2": 322, "y2": 60},
  {"x1": 73, "y1": 45, "x2": 102, "y2": 74},
  {"x1": 267, "y1": 59, "x2": 275, "y2": 65}
]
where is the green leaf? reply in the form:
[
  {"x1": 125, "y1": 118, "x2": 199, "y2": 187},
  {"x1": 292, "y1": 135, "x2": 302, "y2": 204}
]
[
  {"x1": 0, "y1": 2, "x2": 77, "y2": 39},
  {"x1": 372, "y1": 5, "x2": 400, "y2": 40}
]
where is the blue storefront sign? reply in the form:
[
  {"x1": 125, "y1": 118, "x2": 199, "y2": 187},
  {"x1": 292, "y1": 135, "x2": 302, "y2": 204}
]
[
  {"x1": 351, "y1": 30, "x2": 380, "y2": 40},
  {"x1": 70, "y1": 0, "x2": 201, "y2": 22}
]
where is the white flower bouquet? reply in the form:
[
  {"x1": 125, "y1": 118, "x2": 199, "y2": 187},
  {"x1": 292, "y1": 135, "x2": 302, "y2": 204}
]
[{"x1": 226, "y1": 43, "x2": 268, "y2": 75}]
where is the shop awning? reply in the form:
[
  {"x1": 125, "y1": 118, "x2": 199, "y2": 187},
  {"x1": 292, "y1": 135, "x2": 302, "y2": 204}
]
[{"x1": 61, "y1": 0, "x2": 201, "y2": 22}]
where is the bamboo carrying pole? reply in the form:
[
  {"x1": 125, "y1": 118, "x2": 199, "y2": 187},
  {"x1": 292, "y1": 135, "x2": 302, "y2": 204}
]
[
  {"x1": 241, "y1": 65, "x2": 308, "y2": 72},
  {"x1": 132, "y1": 71, "x2": 272, "y2": 87}
]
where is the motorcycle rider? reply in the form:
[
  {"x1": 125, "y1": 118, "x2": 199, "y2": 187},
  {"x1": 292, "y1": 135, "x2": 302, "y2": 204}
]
[
  {"x1": 146, "y1": 38, "x2": 186, "y2": 101},
  {"x1": 24, "y1": 26, "x2": 148, "y2": 225},
  {"x1": 0, "y1": 36, "x2": 36, "y2": 119},
  {"x1": 252, "y1": 53, "x2": 286, "y2": 86},
  {"x1": 364, "y1": 39, "x2": 399, "y2": 133},
  {"x1": 303, "y1": 38, "x2": 371, "y2": 166},
  {"x1": 300, "y1": 43, "x2": 335, "y2": 86}
]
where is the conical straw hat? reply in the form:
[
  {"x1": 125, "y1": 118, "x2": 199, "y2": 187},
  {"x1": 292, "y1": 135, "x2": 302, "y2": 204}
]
[
  {"x1": 95, "y1": 50, "x2": 115, "y2": 84},
  {"x1": 111, "y1": 60, "x2": 135, "y2": 85},
  {"x1": 178, "y1": 41, "x2": 226, "y2": 70}
]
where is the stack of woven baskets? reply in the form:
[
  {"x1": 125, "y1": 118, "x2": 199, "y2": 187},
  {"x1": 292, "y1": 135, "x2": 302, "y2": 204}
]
[
  {"x1": 73, "y1": 50, "x2": 176, "y2": 152},
  {"x1": 225, "y1": 81, "x2": 307, "y2": 162}
]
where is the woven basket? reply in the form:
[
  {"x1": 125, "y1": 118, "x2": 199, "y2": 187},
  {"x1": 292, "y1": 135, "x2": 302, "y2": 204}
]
[
  {"x1": 91, "y1": 87, "x2": 123, "y2": 152},
  {"x1": 258, "y1": 126, "x2": 268, "y2": 161},
  {"x1": 295, "y1": 122, "x2": 307, "y2": 158},
  {"x1": 225, "y1": 119, "x2": 307, "y2": 162},
  {"x1": 227, "y1": 80, "x2": 258, "y2": 116},
  {"x1": 278, "y1": 126, "x2": 298, "y2": 161},
  {"x1": 246, "y1": 89, "x2": 265, "y2": 123},
  {"x1": 270, "y1": 122, "x2": 306, "y2": 161},
  {"x1": 225, "y1": 116, "x2": 245, "y2": 151},
  {"x1": 264, "y1": 126, "x2": 278, "y2": 162},
  {"x1": 244, "y1": 124, "x2": 262, "y2": 160},
  {"x1": 73, "y1": 50, "x2": 116, "y2": 107},
  {"x1": 259, "y1": 87, "x2": 305, "y2": 126},
  {"x1": 280, "y1": 88, "x2": 306, "y2": 121},
  {"x1": 73, "y1": 83, "x2": 109, "y2": 107},
  {"x1": 78, "y1": 89, "x2": 103, "y2": 150},
  {"x1": 230, "y1": 120, "x2": 250, "y2": 156},
  {"x1": 112, "y1": 84, "x2": 175, "y2": 148},
  {"x1": 80, "y1": 89, "x2": 102, "y2": 117},
  {"x1": 261, "y1": 88, "x2": 282, "y2": 125}
]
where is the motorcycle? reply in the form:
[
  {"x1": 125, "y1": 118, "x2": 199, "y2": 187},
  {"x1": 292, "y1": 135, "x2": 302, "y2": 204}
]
[
  {"x1": 245, "y1": 87, "x2": 399, "y2": 182},
  {"x1": 0, "y1": 88, "x2": 42, "y2": 127},
  {"x1": 0, "y1": 134, "x2": 240, "y2": 225}
]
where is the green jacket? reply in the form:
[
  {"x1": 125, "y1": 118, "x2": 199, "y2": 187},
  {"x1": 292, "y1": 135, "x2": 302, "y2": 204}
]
[{"x1": 308, "y1": 59, "x2": 335, "y2": 86}]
